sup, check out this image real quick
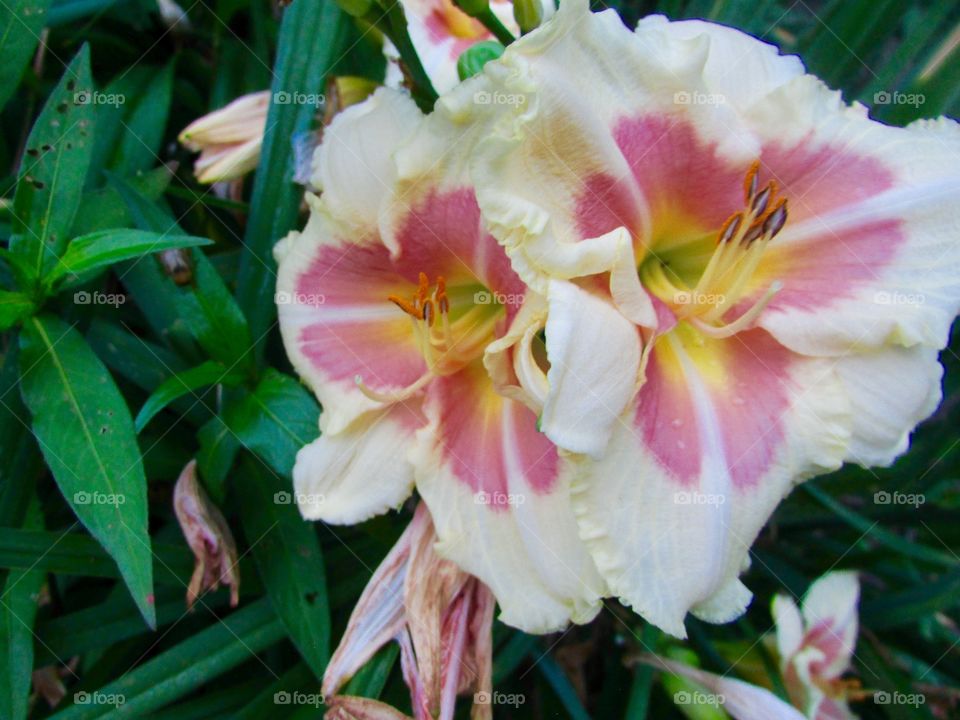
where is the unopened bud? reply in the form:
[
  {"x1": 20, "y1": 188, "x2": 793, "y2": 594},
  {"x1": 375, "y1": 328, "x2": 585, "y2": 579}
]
[
  {"x1": 457, "y1": 41, "x2": 505, "y2": 81},
  {"x1": 512, "y1": 0, "x2": 542, "y2": 34}
]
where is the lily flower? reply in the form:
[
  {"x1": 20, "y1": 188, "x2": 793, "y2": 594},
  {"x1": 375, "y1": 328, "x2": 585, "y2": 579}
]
[
  {"x1": 323, "y1": 503, "x2": 494, "y2": 720},
  {"x1": 389, "y1": 0, "x2": 554, "y2": 93},
  {"x1": 441, "y1": 0, "x2": 960, "y2": 635},
  {"x1": 275, "y1": 87, "x2": 605, "y2": 633},
  {"x1": 636, "y1": 571, "x2": 862, "y2": 720},
  {"x1": 178, "y1": 91, "x2": 269, "y2": 184},
  {"x1": 773, "y1": 571, "x2": 861, "y2": 719}
]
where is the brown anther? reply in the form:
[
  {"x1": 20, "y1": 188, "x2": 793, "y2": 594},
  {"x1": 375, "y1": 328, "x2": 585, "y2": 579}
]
[
  {"x1": 742, "y1": 220, "x2": 766, "y2": 244},
  {"x1": 717, "y1": 212, "x2": 743, "y2": 245},
  {"x1": 751, "y1": 180, "x2": 776, "y2": 216},
  {"x1": 761, "y1": 198, "x2": 788, "y2": 238},
  {"x1": 743, "y1": 159, "x2": 761, "y2": 203},
  {"x1": 422, "y1": 298, "x2": 435, "y2": 327},
  {"x1": 416, "y1": 272, "x2": 430, "y2": 305}
]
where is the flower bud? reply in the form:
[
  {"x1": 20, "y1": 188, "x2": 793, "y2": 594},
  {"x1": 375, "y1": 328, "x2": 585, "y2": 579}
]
[
  {"x1": 457, "y1": 41, "x2": 505, "y2": 81},
  {"x1": 512, "y1": 0, "x2": 542, "y2": 34}
]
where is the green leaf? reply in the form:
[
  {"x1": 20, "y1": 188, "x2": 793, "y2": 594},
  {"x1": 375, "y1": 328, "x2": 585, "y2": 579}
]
[
  {"x1": 10, "y1": 46, "x2": 96, "y2": 280},
  {"x1": 342, "y1": 644, "x2": 399, "y2": 700},
  {"x1": 18, "y1": 314, "x2": 155, "y2": 627},
  {"x1": 537, "y1": 652, "x2": 592, "y2": 720},
  {"x1": 48, "y1": 598, "x2": 285, "y2": 719},
  {"x1": 235, "y1": 454, "x2": 330, "y2": 679},
  {"x1": 0, "y1": 501, "x2": 44, "y2": 720},
  {"x1": 135, "y1": 360, "x2": 244, "y2": 433},
  {"x1": 0, "y1": 291, "x2": 34, "y2": 330},
  {"x1": 70, "y1": 167, "x2": 173, "y2": 236},
  {"x1": 108, "y1": 173, "x2": 255, "y2": 371},
  {"x1": 196, "y1": 415, "x2": 240, "y2": 503},
  {"x1": 225, "y1": 369, "x2": 319, "y2": 477},
  {"x1": 46, "y1": 229, "x2": 212, "y2": 289},
  {"x1": 111, "y1": 62, "x2": 175, "y2": 175},
  {"x1": 804, "y1": 483, "x2": 957, "y2": 568},
  {"x1": 235, "y1": 0, "x2": 352, "y2": 361},
  {"x1": 0, "y1": 0, "x2": 53, "y2": 111}
]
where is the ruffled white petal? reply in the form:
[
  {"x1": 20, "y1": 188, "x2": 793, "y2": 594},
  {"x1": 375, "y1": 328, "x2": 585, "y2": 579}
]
[
  {"x1": 293, "y1": 404, "x2": 423, "y2": 524},
  {"x1": 833, "y1": 345, "x2": 943, "y2": 467},
  {"x1": 571, "y1": 352, "x2": 850, "y2": 637},
  {"x1": 310, "y1": 88, "x2": 423, "y2": 229}
]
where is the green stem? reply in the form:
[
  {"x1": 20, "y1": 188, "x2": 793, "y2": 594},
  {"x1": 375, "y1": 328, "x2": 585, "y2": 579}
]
[
  {"x1": 476, "y1": 7, "x2": 515, "y2": 45},
  {"x1": 380, "y1": 1, "x2": 439, "y2": 111}
]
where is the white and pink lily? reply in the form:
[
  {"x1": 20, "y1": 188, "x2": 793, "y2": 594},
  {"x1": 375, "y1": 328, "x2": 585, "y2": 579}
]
[
  {"x1": 275, "y1": 87, "x2": 605, "y2": 633},
  {"x1": 323, "y1": 503, "x2": 494, "y2": 720},
  {"x1": 390, "y1": 0, "x2": 554, "y2": 93},
  {"x1": 440, "y1": 0, "x2": 960, "y2": 636},
  {"x1": 773, "y1": 571, "x2": 861, "y2": 719},
  {"x1": 639, "y1": 571, "x2": 862, "y2": 720}
]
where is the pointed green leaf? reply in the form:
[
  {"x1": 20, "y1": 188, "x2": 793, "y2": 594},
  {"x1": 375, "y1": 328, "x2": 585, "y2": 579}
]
[
  {"x1": 0, "y1": 291, "x2": 35, "y2": 330},
  {"x1": 45, "y1": 229, "x2": 212, "y2": 288},
  {"x1": 10, "y1": 46, "x2": 96, "y2": 280},
  {"x1": 135, "y1": 360, "x2": 244, "y2": 433},
  {"x1": 18, "y1": 314, "x2": 155, "y2": 627},
  {"x1": 225, "y1": 369, "x2": 319, "y2": 477},
  {"x1": 0, "y1": 0, "x2": 53, "y2": 111}
]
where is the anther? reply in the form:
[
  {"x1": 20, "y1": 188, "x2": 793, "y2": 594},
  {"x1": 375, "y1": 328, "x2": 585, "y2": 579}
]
[
  {"x1": 422, "y1": 298, "x2": 435, "y2": 327},
  {"x1": 743, "y1": 160, "x2": 761, "y2": 203},
  {"x1": 751, "y1": 181, "x2": 776, "y2": 216},
  {"x1": 762, "y1": 199, "x2": 788, "y2": 238},
  {"x1": 717, "y1": 212, "x2": 743, "y2": 245}
]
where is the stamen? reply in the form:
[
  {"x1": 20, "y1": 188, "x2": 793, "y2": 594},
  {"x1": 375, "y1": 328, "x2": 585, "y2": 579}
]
[
  {"x1": 762, "y1": 198, "x2": 788, "y2": 238},
  {"x1": 750, "y1": 180, "x2": 776, "y2": 216},
  {"x1": 717, "y1": 212, "x2": 743, "y2": 245},
  {"x1": 422, "y1": 298, "x2": 435, "y2": 327},
  {"x1": 743, "y1": 159, "x2": 761, "y2": 203},
  {"x1": 355, "y1": 371, "x2": 434, "y2": 403},
  {"x1": 388, "y1": 294, "x2": 421, "y2": 318},
  {"x1": 689, "y1": 281, "x2": 782, "y2": 339}
]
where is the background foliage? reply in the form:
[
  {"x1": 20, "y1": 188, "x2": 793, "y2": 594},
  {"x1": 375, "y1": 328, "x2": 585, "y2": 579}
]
[{"x1": 0, "y1": 0, "x2": 959, "y2": 718}]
